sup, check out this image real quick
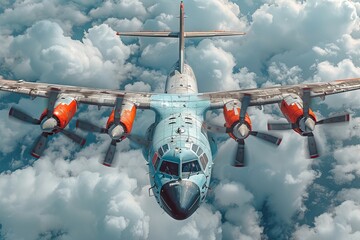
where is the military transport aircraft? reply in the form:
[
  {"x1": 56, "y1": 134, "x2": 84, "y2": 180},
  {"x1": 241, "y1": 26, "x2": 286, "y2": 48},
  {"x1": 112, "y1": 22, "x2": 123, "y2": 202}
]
[{"x1": 1, "y1": 1, "x2": 360, "y2": 220}]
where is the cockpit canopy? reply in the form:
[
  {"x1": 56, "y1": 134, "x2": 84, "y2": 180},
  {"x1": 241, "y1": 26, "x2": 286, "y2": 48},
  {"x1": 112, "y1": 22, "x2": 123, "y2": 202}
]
[{"x1": 152, "y1": 143, "x2": 209, "y2": 177}]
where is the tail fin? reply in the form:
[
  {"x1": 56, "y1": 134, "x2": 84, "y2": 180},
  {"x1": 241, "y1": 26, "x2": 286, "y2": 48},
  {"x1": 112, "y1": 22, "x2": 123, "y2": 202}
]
[{"x1": 116, "y1": 1, "x2": 245, "y2": 73}]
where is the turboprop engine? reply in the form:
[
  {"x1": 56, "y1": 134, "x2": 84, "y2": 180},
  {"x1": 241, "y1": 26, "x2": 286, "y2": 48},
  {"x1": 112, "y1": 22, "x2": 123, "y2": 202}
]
[
  {"x1": 268, "y1": 88, "x2": 350, "y2": 158},
  {"x1": 76, "y1": 98, "x2": 137, "y2": 166},
  {"x1": 206, "y1": 94, "x2": 282, "y2": 167},
  {"x1": 8, "y1": 89, "x2": 86, "y2": 158}
]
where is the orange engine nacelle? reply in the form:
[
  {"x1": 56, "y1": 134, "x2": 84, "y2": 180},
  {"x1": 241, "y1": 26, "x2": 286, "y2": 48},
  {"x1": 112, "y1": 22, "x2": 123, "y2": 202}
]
[
  {"x1": 40, "y1": 96, "x2": 77, "y2": 130},
  {"x1": 280, "y1": 94, "x2": 316, "y2": 134},
  {"x1": 106, "y1": 101, "x2": 137, "y2": 133},
  {"x1": 223, "y1": 100, "x2": 252, "y2": 140}
]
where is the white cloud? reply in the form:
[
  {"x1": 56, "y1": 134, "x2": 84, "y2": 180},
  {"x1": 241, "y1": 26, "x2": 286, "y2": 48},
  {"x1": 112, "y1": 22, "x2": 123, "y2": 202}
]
[
  {"x1": 89, "y1": 0, "x2": 146, "y2": 20},
  {"x1": 331, "y1": 145, "x2": 360, "y2": 184},
  {"x1": 0, "y1": 0, "x2": 359, "y2": 239},
  {"x1": 292, "y1": 200, "x2": 360, "y2": 240},
  {"x1": 6, "y1": 20, "x2": 133, "y2": 88},
  {"x1": 0, "y1": 0, "x2": 89, "y2": 35}
]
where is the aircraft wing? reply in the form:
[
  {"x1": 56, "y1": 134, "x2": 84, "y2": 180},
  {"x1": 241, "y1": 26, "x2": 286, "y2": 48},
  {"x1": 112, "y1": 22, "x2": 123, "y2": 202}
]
[
  {"x1": 0, "y1": 78, "x2": 153, "y2": 109},
  {"x1": 1, "y1": 77, "x2": 360, "y2": 110},
  {"x1": 202, "y1": 78, "x2": 360, "y2": 109}
]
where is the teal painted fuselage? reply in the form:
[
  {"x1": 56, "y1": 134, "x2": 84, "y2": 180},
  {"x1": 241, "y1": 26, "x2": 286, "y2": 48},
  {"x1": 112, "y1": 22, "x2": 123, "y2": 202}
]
[{"x1": 143, "y1": 63, "x2": 217, "y2": 220}]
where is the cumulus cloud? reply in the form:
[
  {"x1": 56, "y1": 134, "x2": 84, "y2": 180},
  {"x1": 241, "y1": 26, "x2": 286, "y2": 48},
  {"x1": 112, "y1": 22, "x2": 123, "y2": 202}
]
[
  {"x1": 292, "y1": 200, "x2": 360, "y2": 240},
  {"x1": 0, "y1": 0, "x2": 90, "y2": 35},
  {"x1": 6, "y1": 20, "x2": 135, "y2": 88},
  {"x1": 0, "y1": 0, "x2": 359, "y2": 240}
]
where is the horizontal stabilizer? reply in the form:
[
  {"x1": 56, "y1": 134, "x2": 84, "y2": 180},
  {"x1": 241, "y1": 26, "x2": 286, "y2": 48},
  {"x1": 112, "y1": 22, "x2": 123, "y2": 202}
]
[
  {"x1": 117, "y1": 31, "x2": 246, "y2": 38},
  {"x1": 116, "y1": 32, "x2": 179, "y2": 38},
  {"x1": 185, "y1": 31, "x2": 246, "y2": 38}
]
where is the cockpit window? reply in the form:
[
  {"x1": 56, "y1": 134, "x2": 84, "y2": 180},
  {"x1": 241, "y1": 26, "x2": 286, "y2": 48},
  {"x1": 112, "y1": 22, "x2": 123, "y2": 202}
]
[
  {"x1": 158, "y1": 147, "x2": 164, "y2": 157},
  {"x1": 191, "y1": 144, "x2": 199, "y2": 153},
  {"x1": 152, "y1": 152, "x2": 159, "y2": 169},
  {"x1": 154, "y1": 157, "x2": 161, "y2": 170},
  {"x1": 199, "y1": 153, "x2": 208, "y2": 169},
  {"x1": 196, "y1": 147, "x2": 203, "y2": 156},
  {"x1": 162, "y1": 144, "x2": 169, "y2": 154},
  {"x1": 160, "y1": 160, "x2": 179, "y2": 176},
  {"x1": 158, "y1": 144, "x2": 170, "y2": 157},
  {"x1": 182, "y1": 160, "x2": 201, "y2": 176}
]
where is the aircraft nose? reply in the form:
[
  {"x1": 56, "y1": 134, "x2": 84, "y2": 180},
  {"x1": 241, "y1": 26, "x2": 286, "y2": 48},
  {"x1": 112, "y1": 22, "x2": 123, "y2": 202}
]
[{"x1": 160, "y1": 180, "x2": 200, "y2": 220}]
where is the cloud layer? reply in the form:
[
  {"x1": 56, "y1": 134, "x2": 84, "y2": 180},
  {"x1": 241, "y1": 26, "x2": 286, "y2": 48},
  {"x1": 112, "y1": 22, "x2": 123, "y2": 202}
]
[{"x1": 0, "y1": 0, "x2": 359, "y2": 240}]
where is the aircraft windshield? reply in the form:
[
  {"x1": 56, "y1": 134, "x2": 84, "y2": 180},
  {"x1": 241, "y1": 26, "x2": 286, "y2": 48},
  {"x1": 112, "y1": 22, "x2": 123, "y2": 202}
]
[
  {"x1": 182, "y1": 160, "x2": 201, "y2": 176},
  {"x1": 160, "y1": 160, "x2": 179, "y2": 176}
]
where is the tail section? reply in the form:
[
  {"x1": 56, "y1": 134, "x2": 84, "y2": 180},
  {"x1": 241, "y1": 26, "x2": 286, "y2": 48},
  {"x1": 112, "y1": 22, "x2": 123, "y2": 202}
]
[{"x1": 116, "y1": 1, "x2": 245, "y2": 73}]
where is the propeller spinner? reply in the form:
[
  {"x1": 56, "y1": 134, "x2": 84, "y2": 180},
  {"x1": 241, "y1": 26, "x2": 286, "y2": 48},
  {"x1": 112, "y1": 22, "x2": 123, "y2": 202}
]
[
  {"x1": 232, "y1": 94, "x2": 282, "y2": 167},
  {"x1": 76, "y1": 97, "x2": 128, "y2": 167},
  {"x1": 9, "y1": 89, "x2": 86, "y2": 158},
  {"x1": 267, "y1": 88, "x2": 350, "y2": 158}
]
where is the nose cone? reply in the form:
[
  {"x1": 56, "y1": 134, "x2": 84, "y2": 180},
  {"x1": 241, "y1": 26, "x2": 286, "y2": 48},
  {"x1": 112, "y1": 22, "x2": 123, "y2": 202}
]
[{"x1": 160, "y1": 180, "x2": 200, "y2": 220}]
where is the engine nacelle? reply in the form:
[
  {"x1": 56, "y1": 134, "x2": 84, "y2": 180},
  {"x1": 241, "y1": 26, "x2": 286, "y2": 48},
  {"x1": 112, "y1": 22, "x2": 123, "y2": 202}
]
[
  {"x1": 280, "y1": 94, "x2": 316, "y2": 134},
  {"x1": 223, "y1": 100, "x2": 252, "y2": 140},
  {"x1": 106, "y1": 101, "x2": 137, "y2": 133},
  {"x1": 40, "y1": 96, "x2": 77, "y2": 132}
]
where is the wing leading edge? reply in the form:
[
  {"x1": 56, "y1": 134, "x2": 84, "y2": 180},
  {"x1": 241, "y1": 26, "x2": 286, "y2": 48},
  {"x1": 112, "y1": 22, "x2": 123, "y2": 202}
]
[
  {"x1": 0, "y1": 78, "x2": 152, "y2": 109},
  {"x1": 201, "y1": 78, "x2": 360, "y2": 109},
  {"x1": 1, "y1": 77, "x2": 360, "y2": 110}
]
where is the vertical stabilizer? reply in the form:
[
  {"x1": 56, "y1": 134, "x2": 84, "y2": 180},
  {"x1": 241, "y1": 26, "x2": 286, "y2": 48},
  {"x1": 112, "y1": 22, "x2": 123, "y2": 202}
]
[
  {"x1": 179, "y1": 1, "x2": 185, "y2": 73},
  {"x1": 116, "y1": 1, "x2": 245, "y2": 75}
]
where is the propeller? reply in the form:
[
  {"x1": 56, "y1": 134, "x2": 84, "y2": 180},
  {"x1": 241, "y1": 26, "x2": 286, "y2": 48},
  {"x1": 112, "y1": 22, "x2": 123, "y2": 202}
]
[
  {"x1": 267, "y1": 88, "x2": 350, "y2": 158},
  {"x1": 76, "y1": 97, "x2": 125, "y2": 167},
  {"x1": 206, "y1": 94, "x2": 282, "y2": 167},
  {"x1": 233, "y1": 94, "x2": 282, "y2": 167},
  {"x1": 9, "y1": 89, "x2": 86, "y2": 158}
]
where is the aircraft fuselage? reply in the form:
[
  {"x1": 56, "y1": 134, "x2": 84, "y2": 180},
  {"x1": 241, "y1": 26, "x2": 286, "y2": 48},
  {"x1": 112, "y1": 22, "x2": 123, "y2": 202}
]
[{"x1": 144, "y1": 63, "x2": 217, "y2": 220}]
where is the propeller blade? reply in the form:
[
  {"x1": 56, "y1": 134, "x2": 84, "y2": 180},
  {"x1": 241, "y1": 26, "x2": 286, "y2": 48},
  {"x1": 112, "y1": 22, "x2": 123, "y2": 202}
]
[
  {"x1": 76, "y1": 119, "x2": 107, "y2": 133},
  {"x1": 47, "y1": 89, "x2": 60, "y2": 118},
  {"x1": 31, "y1": 133, "x2": 48, "y2": 158},
  {"x1": 103, "y1": 140, "x2": 117, "y2": 167},
  {"x1": 249, "y1": 131, "x2": 282, "y2": 146},
  {"x1": 302, "y1": 88, "x2": 311, "y2": 119},
  {"x1": 114, "y1": 97, "x2": 123, "y2": 125},
  {"x1": 239, "y1": 94, "x2": 251, "y2": 124},
  {"x1": 9, "y1": 107, "x2": 41, "y2": 125},
  {"x1": 303, "y1": 132, "x2": 319, "y2": 159},
  {"x1": 59, "y1": 128, "x2": 86, "y2": 146},
  {"x1": 233, "y1": 139, "x2": 246, "y2": 167},
  {"x1": 316, "y1": 113, "x2": 350, "y2": 125},
  {"x1": 267, "y1": 122, "x2": 296, "y2": 131}
]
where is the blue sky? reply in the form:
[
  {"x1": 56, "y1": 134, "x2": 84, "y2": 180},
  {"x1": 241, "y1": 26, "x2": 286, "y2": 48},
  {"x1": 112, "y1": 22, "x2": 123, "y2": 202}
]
[{"x1": 0, "y1": 0, "x2": 360, "y2": 239}]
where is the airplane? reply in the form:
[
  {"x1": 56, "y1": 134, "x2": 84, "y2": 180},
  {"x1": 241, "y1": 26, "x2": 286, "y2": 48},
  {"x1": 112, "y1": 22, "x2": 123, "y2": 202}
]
[{"x1": 0, "y1": 1, "x2": 360, "y2": 220}]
